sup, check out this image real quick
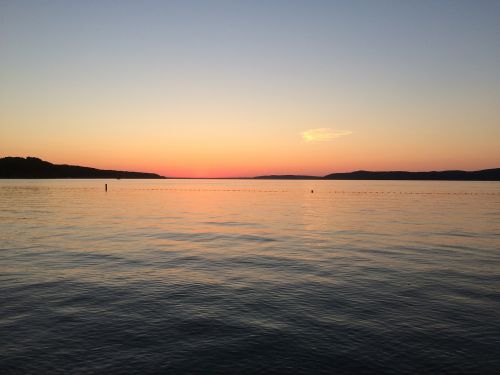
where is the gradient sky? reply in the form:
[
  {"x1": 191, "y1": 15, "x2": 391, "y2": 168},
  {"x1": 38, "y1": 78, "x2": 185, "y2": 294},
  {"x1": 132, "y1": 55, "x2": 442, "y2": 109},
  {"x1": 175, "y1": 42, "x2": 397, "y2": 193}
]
[{"x1": 1, "y1": 0, "x2": 499, "y2": 177}]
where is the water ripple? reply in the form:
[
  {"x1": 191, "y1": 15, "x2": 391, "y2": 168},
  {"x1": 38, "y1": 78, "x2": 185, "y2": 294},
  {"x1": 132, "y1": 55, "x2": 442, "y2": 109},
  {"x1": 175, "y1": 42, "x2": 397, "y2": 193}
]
[{"x1": 1, "y1": 179, "x2": 499, "y2": 374}]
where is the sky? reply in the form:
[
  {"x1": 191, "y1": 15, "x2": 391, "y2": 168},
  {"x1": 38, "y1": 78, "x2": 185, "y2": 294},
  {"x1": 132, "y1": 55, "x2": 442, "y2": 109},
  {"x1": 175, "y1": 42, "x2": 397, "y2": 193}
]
[{"x1": 1, "y1": 0, "x2": 499, "y2": 177}]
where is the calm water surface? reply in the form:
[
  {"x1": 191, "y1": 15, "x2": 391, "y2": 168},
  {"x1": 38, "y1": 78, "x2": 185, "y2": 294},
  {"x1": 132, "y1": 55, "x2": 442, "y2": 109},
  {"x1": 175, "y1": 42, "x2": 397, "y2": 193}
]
[{"x1": 1, "y1": 179, "x2": 499, "y2": 374}]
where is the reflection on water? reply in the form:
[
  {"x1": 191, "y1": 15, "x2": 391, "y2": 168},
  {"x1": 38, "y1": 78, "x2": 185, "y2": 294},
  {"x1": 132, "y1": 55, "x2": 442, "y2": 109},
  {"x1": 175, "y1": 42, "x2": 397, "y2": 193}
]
[{"x1": 1, "y1": 179, "x2": 499, "y2": 374}]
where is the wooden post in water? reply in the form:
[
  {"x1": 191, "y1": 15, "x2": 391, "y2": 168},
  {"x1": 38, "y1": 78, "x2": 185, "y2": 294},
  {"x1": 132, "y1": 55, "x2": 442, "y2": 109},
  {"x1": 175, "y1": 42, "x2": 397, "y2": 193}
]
[{"x1": 105, "y1": 184, "x2": 108, "y2": 192}]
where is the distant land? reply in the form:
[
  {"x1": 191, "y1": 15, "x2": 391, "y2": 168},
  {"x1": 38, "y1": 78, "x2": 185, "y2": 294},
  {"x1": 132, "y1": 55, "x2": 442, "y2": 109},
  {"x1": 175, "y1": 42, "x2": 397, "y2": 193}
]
[
  {"x1": 1, "y1": 156, "x2": 499, "y2": 180},
  {"x1": 256, "y1": 169, "x2": 500, "y2": 181},
  {"x1": 0, "y1": 157, "x2": 165, "y2": 179}
]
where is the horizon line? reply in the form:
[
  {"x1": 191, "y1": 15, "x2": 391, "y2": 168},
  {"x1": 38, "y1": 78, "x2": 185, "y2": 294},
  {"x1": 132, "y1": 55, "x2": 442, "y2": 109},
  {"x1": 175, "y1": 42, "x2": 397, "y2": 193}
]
[{"x1": 1, "y1": 156, "x2": 499, "y2": 180}]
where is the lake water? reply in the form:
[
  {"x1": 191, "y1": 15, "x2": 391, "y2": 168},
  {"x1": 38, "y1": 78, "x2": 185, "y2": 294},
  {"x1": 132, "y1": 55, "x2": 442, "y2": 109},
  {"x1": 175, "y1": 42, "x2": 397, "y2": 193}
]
[{"x1": 1, "y1": 179, "x2": 499, "y2": 374}]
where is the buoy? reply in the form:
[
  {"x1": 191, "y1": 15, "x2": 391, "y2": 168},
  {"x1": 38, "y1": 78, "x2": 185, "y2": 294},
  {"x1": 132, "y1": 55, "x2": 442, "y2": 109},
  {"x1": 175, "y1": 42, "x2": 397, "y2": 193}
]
[
  {"x1": 105, "y1": 184, "x2": 108, "y2": 192},
  {"x1": 311, "y1": 189, "x2": 314, "y2": 193}
]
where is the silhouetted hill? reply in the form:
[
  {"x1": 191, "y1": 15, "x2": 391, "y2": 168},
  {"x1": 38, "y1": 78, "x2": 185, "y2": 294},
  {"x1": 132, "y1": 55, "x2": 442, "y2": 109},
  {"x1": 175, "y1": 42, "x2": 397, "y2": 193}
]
[
  {"x1": 323, "y1": 169, "x2": 500, "y2": 181},
  {"x1": 0, "y1": 157, "x2": 165, "y2": 179},
  {"x1": 255, "y1": 169, "x2": 500, "y2": 181}
]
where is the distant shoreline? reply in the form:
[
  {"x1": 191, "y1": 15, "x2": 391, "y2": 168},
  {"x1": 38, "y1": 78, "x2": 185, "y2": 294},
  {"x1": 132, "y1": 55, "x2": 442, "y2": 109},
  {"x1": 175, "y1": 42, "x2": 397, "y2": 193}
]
[
  {"x1": 1, "y1": 156, "x2": 499, "y2": 181},
  {"x1": 254, "y1": 169, "x2": 500, "y2": 181},
  {"x1": 0, "y1": 157, "x2": 165, "y2": 179}
]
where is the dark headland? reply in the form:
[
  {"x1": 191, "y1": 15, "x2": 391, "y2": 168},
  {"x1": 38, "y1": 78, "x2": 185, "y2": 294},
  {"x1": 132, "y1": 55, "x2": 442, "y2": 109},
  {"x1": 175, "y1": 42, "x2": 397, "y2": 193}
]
[
  {"x1": 0, "y1": 157, "x2": 165, "y2": 179},
  {"x1": 256, "y1": 169, "x2": 500, "y2": 181}
]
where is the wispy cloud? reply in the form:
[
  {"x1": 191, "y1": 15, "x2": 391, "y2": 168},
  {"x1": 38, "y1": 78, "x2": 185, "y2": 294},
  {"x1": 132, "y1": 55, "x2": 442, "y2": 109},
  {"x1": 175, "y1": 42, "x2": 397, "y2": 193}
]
[{"x1": 301, "y1": 128, "x2": 352, "y2": 142}]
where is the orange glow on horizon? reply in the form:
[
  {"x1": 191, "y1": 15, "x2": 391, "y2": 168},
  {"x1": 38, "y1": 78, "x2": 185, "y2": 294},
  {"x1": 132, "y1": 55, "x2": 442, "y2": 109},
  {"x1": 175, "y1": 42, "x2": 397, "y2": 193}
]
[{"x1": 7, "y1": 149, "x2": 496, "y2": 179}]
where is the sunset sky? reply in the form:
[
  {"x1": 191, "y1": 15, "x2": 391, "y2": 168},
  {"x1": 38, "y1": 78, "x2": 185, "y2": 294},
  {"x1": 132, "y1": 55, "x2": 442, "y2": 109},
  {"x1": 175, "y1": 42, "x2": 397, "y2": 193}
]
[{"x1": 1, "y1": 0, "x2": 499, "y2": 177}]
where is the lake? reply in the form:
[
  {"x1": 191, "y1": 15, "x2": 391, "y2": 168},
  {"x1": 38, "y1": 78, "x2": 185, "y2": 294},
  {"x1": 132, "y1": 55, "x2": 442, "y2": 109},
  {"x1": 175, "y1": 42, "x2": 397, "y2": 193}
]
[{"x1": 1, "y1": 179, "x2": 499, "y2": 374}]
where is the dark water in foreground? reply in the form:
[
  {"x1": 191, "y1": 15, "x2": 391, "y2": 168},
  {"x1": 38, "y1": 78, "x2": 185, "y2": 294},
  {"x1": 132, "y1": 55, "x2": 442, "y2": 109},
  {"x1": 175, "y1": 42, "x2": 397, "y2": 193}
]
[{"x1": 1, "y1": 179, "x2": 499, "y2": 374}]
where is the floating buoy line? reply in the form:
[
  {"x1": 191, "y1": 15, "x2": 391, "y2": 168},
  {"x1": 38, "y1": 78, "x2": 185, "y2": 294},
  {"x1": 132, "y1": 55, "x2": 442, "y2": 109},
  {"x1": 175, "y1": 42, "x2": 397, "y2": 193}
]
[
  {"x1": 2, "y1": 185, "x2": 498, "y2": 196},
  {"x1": 103, "y1": 187, "x2": 498, "y2": 196}
]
